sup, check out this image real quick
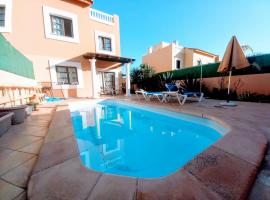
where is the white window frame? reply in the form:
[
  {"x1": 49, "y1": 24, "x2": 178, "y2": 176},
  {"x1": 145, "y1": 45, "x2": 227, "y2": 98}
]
[
  {"x1": 42, "y1": 6, "x2": 79, "y2": 43},
  {"x1": 95, "y1": 31, "x2": 116, "y2": 55},
  {"x1": 49, "y1": 59, "x2": 84, "y2": 89},
  {"x1": 102, "y1": 140, "x2": 121, "y2": 155},
  {"x1": 0, "y1": 0, "x2": 12, "y2": 33}
]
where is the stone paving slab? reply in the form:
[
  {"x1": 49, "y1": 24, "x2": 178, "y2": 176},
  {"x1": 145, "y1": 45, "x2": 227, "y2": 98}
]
[
  {"x1": 27, "y1": 99, "x2": 269, "y2": 200},
  {"x1": 33, "y1": 136, "x2": 79, "y2": 174},
  {"x1": 29, "y1": 157, "x2": 101, "y2": 200},
  {"x1": 0, "y1": 105, "x2": 56, "y2": 200},
  {"x1": 22, "y1": 119, "x2": 50, "y2": 128},
  {"x1": 44, "y1": 108, "x2": 75, "y2": 143},
  {"x1": 48, "y1": 106, "x2": 74, "y2": 130},
  {"x1": 28, "y1": 110, "x2": 53, "y2": 117},
  {"x1": 228, "y1": 123, "x2": 267, "y2": 145},
  {"x1": 18, "y1": 139, "x2": 43, "y2": 155},
  {"x1": 137, "y1": 170, "x2": 223, "y2": 200},
  {"x1": 213, "y1": 131, "x2": 266, "y2": 166},
  {"x1": 0, "y1": 150, "x2": 34, "y2": 176},
  {"x1": 183, "y1": 146, "x2": 258, "y2": 200},
  {"x1": 2, "y1": 157, "x2": 37, "y2": 188},
  {"x1": 0, "y1": 179, "x2": 24, "y2": 200},
  {"x1": 0, "y1": 133, "x2": 41, "y2": 150},
  {"x1": 27, "y1": 113, "x2": 54, "y2": 122},
  {"x1": 44, "y1": 124, "x2": 75, "y2": 144},
  {"x1": 0, "y1": 148, "x2": 13, "y2": 160},
  {"x1": 14, "y1": 191, "x2": 27, "y2": 200},
  {"x1": 9, "y1": 124, "x2": 48, "y2": 138},
  {"x1": 88, "y1": 174, "x2": 137, "y2": 200}
]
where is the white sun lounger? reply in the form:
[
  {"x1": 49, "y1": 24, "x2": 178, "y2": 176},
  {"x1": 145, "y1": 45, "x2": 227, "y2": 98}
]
[
  {"x1": 182, "y1": 91, "x2": 204, "y2": 102},
  {"x1": 162, "y1": 91, "x2": 188, "y2": 105},
  {"x1": 166, "y1": 83, "x2": 204, "y2": 103},
  {"x1": 135, "y1": 90, "x2": 187, "y2": 105},
  {"x1": 135, "y1": 90, "x2": 164, "y2": 102}
]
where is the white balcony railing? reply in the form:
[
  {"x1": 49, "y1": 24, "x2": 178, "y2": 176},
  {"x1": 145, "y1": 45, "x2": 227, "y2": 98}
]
[{"x1": 90, "y1": 8, "x2": 114, "y2": 25}]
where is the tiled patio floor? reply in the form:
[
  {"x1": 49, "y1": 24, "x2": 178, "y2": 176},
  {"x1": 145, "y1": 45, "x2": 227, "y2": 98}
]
[
  {"x1": 0, "y1": 105, "x2": 55, "y2": 200},
  {"x1": 25, "y1": 97, "x2": 269, "y2": 200},
  {"x1": 0, "y1": 97, "x2": 269, "y2": 200}
]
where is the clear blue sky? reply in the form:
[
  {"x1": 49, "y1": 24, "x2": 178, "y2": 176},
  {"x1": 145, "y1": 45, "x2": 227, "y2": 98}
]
[{"x1": 92, "y1": 0, "x2": 270, "y2": 69}]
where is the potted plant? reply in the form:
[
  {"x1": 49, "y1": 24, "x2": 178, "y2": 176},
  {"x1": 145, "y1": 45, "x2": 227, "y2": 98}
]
[
  {"x1": 25, "y1": 103, "x2": 34, "y2": 116},
  {"x1": 26, "y1": 95, "x2": 39, "y2": 116},
  {"x1": 0, "y1": 112, "x2": 13, "y2": 136},
  {"x1": 0, "y1": 105, "x2": 28, "y2": 125}
]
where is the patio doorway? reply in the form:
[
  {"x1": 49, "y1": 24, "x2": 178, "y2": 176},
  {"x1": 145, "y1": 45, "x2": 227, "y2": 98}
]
[{"x1": 100, "y1": 72, "x2": 116, "y2": 95}]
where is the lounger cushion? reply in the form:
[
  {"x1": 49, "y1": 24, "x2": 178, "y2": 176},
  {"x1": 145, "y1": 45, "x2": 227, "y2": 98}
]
[
  {"x1": 165, "y1": 83, "x2": 178, "y2": 91},
  {"x1": 146, "y1": 92, "x2": 163, "y2": 95},
  {"x1": 183, "y1": 92, "x2": 201, "y2": 97}
]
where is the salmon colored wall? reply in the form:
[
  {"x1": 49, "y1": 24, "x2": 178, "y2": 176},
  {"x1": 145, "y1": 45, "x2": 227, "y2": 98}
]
[
  {"x1": 2, "y1": 0, "x2": 121, "y2": 98},
  {"x1": 203, "y1": 73, "x2": 270, "y2": 95},
  {"x1": 142, "y1": 44, "x2": 219, "y2": 73},
  {"x1": 183, "y1": 48, "x2": 193, "y2": 67},
  {"x1": 142, "y1": 44, "x2": 173, "y2": 73}
]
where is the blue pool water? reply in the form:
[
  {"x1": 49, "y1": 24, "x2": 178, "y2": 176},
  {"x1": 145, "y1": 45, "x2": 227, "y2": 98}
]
[
  {"x1": 70, "y1": 100, "x2": 227, "y2": 178},
  {"x1": 45, "y1": 97, "x2": 64, "y2": 102}
]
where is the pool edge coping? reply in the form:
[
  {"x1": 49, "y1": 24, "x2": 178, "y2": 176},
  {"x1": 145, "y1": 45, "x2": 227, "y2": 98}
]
[{"x1": 27, "y1": 100, "x2": 268, "y2": 200}]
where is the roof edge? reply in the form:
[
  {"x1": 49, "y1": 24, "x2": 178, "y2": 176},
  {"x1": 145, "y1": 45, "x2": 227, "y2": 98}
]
[{"x1": 185, "y1": 47, "x2": 218, "y2": 57}]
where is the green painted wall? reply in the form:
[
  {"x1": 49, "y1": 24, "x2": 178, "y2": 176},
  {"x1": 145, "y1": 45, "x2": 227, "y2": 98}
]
[
  {"x1": 155, "y1": 53, "x2": 270, "y2": 80},
  {"x1": 0, "y1": 33, "x2": 35, "y2": 79}
]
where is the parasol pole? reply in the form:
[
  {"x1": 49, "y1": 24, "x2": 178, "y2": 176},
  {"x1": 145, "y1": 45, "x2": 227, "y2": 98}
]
[
  {"x1": 227, "y1": 70, "x2": 232, "y2": 102},
  {"x1": 199, "y1": 59, "x2": 202, "y2": 95}
]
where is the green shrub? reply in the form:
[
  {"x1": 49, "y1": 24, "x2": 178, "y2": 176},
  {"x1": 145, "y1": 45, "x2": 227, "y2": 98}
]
[
  {"x1": 154, "y1": 53, "x2": 270, "y2": 80},
  {"x1": 238, "y1": 92, "x2": 270, "y2": 103},
  {"x1": 178, "y1": 77, "x2": 201, "y2": 93}
]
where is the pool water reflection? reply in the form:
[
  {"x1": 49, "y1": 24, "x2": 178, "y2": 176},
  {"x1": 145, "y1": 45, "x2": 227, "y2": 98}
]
[{"x1": 70, "y1": 100, "x2": 226, "y2": 178}]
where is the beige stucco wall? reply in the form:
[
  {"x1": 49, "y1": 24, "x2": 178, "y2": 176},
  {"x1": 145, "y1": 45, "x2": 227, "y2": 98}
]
[
  {"x1": 183, "y1": 48, "x2": 194, "y2": 67},
  {"x1": 2, "y1": 0, "x2": 121, "y2": 97},
  {"x1": 143, "y1": 43, "x2": 219, "y2": 73},
  {"x1": 203, "y1": 73, "x2": 270, "y2": 95},
  {"x1": 142, "y1": 44, "x2": 173, "y2": 73}
]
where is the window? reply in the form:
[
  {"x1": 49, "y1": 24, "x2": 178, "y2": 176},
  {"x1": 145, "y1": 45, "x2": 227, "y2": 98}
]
[
  {"x1": 98, "y1": 36, "x2": 112, "y2": 52},
  {"x1": 0, "y1": 0, "x2": 12, "y2": 32},
  {"x1": 49, "y1": 60, "x2": 84, "y2": 89},
  {"x1": 43, "y1": 6, "x2": 79, "y2": 43},
  {"x1": 50, "y1": 15, "x2": 73, "y2": 37},
  {"x1": 95, "y1": 31, "x2": 115, "y2": 55},
  {"x1": 0, "y1": 6, "x2": 5, "y2": 27},
  {"x1": 176, "y1": 60, "x2": 181, "y2": 69},
  {"x1": 56, "y1": 66, "x2": 78, "y2": 85}
]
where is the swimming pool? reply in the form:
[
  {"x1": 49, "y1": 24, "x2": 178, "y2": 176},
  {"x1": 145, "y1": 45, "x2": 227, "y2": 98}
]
[
  {"x1": 70, "y1": 100, "x2": 228, "y2": 178},
  {"x1": 45, "y1": 97, "x2": 64, "y2": 102}
]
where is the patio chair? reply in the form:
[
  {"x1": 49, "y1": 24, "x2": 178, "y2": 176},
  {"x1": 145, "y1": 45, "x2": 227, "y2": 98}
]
[
  {"x1": 162, "y1": 91, "x2": 187, "y2": 105},
  {"x1": 135, "y1": 89, "x2": 164, "y2": 102},
  {"x1": 165, "y1": 83, "x2": 204, "y2": 102},
  {"x1": 104, "y1": 85, "x2": 118, "y2": 96}
]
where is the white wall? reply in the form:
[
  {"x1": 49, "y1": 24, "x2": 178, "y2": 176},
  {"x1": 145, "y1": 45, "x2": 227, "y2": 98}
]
[
  {"x1": 151, "y1": 41, "x2": 170, "y2": 53},
  {"x1": 172, "y1": 43, "x2": 184, "y2": 70},
  {"x1": 193, "y1": 53, "x2": 216, "y2": 66},
  {"x1": 0, "y1": 70, "x2": 38, "y2": 87}
]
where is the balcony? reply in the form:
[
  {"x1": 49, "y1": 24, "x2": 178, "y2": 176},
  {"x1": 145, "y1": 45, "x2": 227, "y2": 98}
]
[{"x1": 90, "y1": 8, "x2": 114, "y2": 26}]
